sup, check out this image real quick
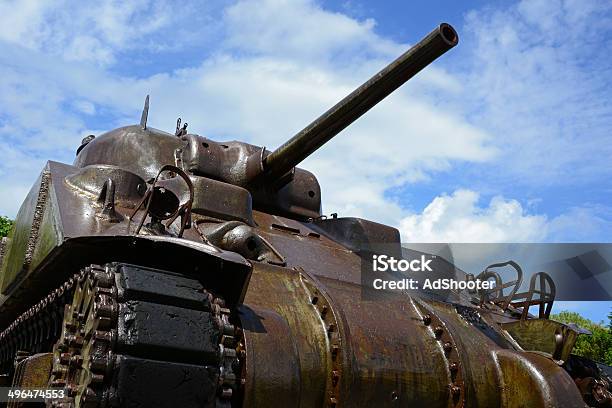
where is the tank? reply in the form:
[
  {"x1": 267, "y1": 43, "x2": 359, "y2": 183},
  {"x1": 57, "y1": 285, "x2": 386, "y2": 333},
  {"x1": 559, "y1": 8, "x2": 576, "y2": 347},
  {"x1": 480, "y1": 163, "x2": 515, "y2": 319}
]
[{"x1": 0, "y1": 23, "x2": 610, "y2": 407}]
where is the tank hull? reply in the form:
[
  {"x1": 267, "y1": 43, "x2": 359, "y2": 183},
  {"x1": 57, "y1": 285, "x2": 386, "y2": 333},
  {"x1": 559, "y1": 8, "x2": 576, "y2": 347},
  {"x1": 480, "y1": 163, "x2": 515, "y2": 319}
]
[{"x1": 0, "y1": 160, "x2": 589, "y2": 407}]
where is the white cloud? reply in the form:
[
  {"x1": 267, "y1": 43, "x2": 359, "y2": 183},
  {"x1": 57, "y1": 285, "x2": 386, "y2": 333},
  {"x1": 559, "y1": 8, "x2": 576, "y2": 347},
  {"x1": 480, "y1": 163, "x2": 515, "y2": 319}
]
[
  {"x1": 72, "y1": 100, "x2": 96, "y2": 116},
  {"x1": 0, "y1": 0, "x2": 496, "y2": 226},
  {"x1": 400, "y1": 189, "x2": 612, "y2": 243},
  {"x1": 223, "y1": 0, "x2": 399, "y2": 61},
  {"x1": 547, "y1": 205, "x2": 612, "y2": 242},
  {"x1": 390, "y1": 0, "x2": 612, "y2": 243},
  {"x1": 399, "y1": 189, "x2": 549, "y2": 242},
  {"x1": 0, "y1": 0, "x2": 179, "y2": 65},
  {"x1": 0, "y1": 0, "x2": 610, "y2": 245},
  {"x1": 0, "y1": 0, "x2": 49, "y2": 47},
  {"x1": 460, "y1": 0, "x2": 612, "y2": 185}
]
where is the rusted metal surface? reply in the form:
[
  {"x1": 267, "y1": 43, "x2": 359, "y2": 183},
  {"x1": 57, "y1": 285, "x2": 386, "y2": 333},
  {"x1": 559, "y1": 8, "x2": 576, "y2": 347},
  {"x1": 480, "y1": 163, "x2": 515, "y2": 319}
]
[
  {"x1": 240, "y1": 263, "x2": 329, "y2": 407},
  {"x1": 299, "y1": 273, "x2": 343, "y2": 408},
  {"x1": 0, "y1": 169, "x2": 53, "y2": 294},
  {"x1": 500, "y1": 318, "x2": 585, "y2": 363},
  {"x1": 0, "y1": 21, "x2": 610, "y2": 407},
  {"x1": 495, "y1": 349, "x2": 585, "y2": 407},
  {"x1": 9, "y1": 352, "x2": 53, "y2": 407},
  {"x1": 576, "y1": 377, "x2": 612, "y2": 407},
  {"x1": 239, "y1": 215, "x2": 604, "y2": 406},
  {"x1": 0, "y1": 238, "x2": 7, "y2": 272},
  {"x1": 509, "y1": 271, "x2": 556, "y2": 320},
  {"x1": 13, "y1": 353, "x2": 52, "y2": 388}
]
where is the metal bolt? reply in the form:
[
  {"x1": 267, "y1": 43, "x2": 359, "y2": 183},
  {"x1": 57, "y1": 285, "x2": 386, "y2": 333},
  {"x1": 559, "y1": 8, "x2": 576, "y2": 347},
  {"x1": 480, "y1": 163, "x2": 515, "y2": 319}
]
[
  {"x1": 60, "y1": 352, "x2": 71, "y2": 364},
  {"x1": 434, "y1": 326, "x2": 444, "y2": 338},
  {"x1": 65, "y1": 384, "x2": 78, "y2": 397},
  {"x1": 451, "y1": 385, "x2": 461, "y2": 397},
  {"x1": 211, "y1": 304, "x2": 221, "y2": 315},
  {"x1": 329, "y1": 397, "x2": 338, "y2": 407},
  {"x1": 449, "y1": 362, "x2": 459, "y2": 372},
  {"x1": 93, "y1": 270, "x2": 113, "y2": 287},
  {"x1": 93, "y1": 330, "x2": 113, "y2": 343},
  {"x1": 443, "y1": 342, "x2": 453, "y2": 353},
  {"x1": 91, "y1": 373, "x2": 105, "y2": 383},
  {"x1": 81, "y1": 387, "x2": 98, "y2": 403},
  {"x1": 94, "y1": 299, "x2": 115, "y2": 319},
  {"x1": 70, "y1": 355, "x2": 83, "y2": 367},
  {"x1": 321, "y1": 306, "x2": 328, "y2": 317},
  {"x1": 89, "y1": 355, "x2": 109, "y2": 372},
  {"x1": 52, "y1": 366, "x2": 68, "y2": 376},
  {"x1": 67, "y1": 335, "x2": 83, "y2": 347},
  {"x1": 332, "y1": 370, "x2": 340, "y2": 386},
  {"x1": 423, "y1": 315, "x2": 432, "y2": 326},
  {"x1": 331, "y1": 345, "x2": 339, "y2": 360}
]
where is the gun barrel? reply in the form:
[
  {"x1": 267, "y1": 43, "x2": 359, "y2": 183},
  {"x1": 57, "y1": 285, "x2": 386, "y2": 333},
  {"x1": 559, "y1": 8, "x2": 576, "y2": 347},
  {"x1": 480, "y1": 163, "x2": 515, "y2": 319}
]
[{"x1": 262, "y1": 23, "x2": 458, "y2": 180}]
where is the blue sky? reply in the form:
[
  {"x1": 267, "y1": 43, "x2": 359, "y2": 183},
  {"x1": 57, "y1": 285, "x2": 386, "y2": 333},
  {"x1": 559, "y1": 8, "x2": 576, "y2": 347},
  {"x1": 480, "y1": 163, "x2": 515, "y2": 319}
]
[{"x1": 0, "y1": 0, "x2": 610, "y2": 321}]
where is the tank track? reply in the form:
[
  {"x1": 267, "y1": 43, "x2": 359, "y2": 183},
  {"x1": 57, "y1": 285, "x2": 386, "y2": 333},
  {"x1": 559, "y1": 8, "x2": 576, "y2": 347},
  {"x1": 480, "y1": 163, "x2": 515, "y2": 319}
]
[
  {"x1": 0, "y1": 276, "x2": 77, "y2": 373},
  {"x1": 0, "y1": 263, "x2": 243, "y2": 407}
]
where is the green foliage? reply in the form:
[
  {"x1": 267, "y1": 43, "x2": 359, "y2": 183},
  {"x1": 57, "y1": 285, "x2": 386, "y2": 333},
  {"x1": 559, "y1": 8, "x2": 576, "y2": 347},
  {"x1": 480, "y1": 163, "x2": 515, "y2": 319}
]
[
  {"x1": 0, "y1": 216, "x2": 13, "y2": 238},
  {"x1": 551, "y1": 311, "x2": 612, "y2": 365}
]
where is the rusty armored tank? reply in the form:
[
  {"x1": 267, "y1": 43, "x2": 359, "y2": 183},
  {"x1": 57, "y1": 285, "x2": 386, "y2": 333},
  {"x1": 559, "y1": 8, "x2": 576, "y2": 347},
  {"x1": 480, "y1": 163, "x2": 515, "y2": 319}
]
[{"x1": 0, "y1": 23, "x2": 611, "y2": 407}]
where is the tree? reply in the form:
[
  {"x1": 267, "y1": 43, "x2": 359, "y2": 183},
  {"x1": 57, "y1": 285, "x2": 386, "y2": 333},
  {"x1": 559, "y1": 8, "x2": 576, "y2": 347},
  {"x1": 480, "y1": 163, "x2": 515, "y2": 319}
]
[
  {"x1": 0, "y1": 216, "x2": 13, "y2": 238},
  {"x1": 551, "y1": 311, "x2": 612, "y2": 365}
]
